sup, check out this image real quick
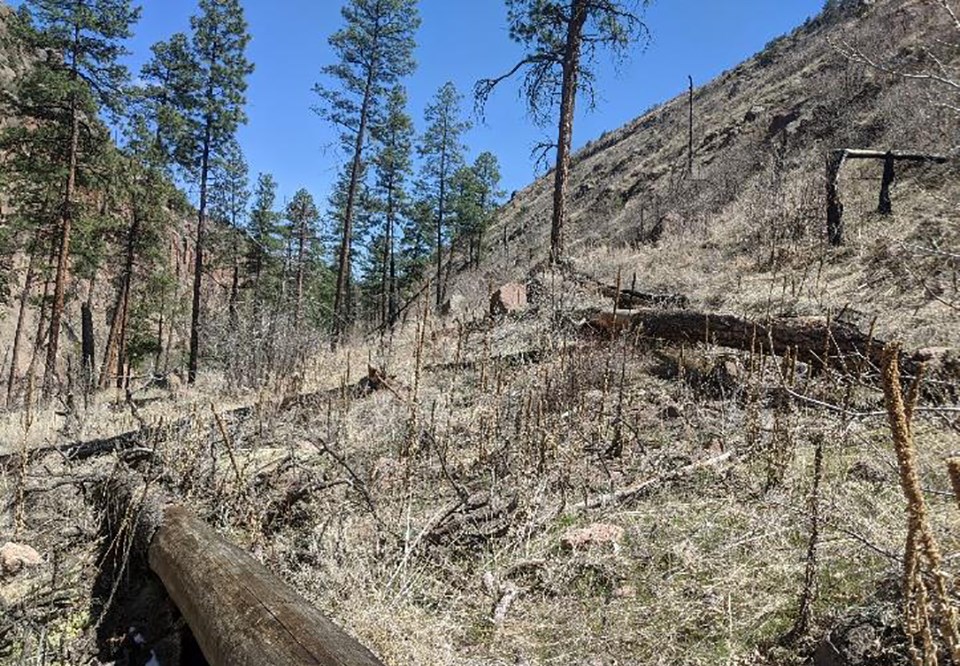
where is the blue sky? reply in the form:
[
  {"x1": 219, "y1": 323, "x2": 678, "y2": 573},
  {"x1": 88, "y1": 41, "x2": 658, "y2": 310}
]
[{"x1": 16, "y1": 0, "x2": 826, "y2": 208}]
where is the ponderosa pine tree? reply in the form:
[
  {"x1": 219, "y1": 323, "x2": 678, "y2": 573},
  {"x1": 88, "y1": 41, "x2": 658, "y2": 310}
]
[
  {"x1": 11, "y1": 0, "x2": 141, "y2": 397},
  {"x1": 314, "y1": 0, "x2": 420, "y2": 346},
  {"x1": 418, "y1": 81, "x2": 470, "y2": 308},
  {"x1": 450, "y1": 152, "x2": 503, "y2": 270},
  {"x1": 399, "y1": 196, "x2": 436, "y2": 295},
  {"x1": 284, "y1": 189, "x2": 320, "y2": 326},
  {"x1": 98, "y1": 116, "x2": 177, "y2": 390},
  {"x1": 246, "y1": 172, "x2": 281, "y2": 308},
  {"x1": 210, "y1": 139, "x2": 250, "y2": 324},
  {"x1": 477, "y1": 0, "x2": 651, "y2": 265},
  {"x1": 182, "y1": 0, "x2": 253, "y2": 384},
  {"x1": 140, "y1": 32, "x2": 197, "y2": 165},
  {"x1": 371, "y1": 85, "x2": 414, "y2": 325}
]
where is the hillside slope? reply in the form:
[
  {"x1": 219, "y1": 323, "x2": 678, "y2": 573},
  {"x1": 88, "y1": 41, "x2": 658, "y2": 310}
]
[{"x1": 453, "y1": 0, "x2": 959, "y2": 349}]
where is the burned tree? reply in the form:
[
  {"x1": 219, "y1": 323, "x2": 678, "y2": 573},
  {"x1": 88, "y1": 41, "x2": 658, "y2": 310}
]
[{"x1": 477, "y1": 0, "x2": 652, "y2": 266}]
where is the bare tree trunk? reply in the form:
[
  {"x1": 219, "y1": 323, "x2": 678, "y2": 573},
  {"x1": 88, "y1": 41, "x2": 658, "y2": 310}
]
[
  {"x1": 6, "y1": 249, "x2": 38, "y2": 407},
  {"x1": 27, "y1": 262, "x2": 53, "y2": 402},
  {"x1": 44, "y1": 64, "x2": 81, "y2": 398},
  {"x1": 295, "y1": 210, "x2": 307, "y2": 327},
  {"x1": 229, "y1": 197, "x2": 240, "y2": 327},
  {"x1": 115, "y1": 265, "x2": 132, "y2": 390},
  {"x1": 332, "y1": 66, "x2": 378, "y2": 348},
  {"x1": 436, "y1": 140, "x2": 447, "y2": 308},
  {"x1": 825, "y1": 150, "x2": 846, "y2": 246},
  {"x1": 388, "y1": 183, "x2": 398, "y2": 326},
  {"x1": 188, "y1": 114, "x2": 213, "y2": 384},
  {"x1": 550, "y1": 0, "x2": 587, "y2": 266},
  {"x1": 687, "y1": 74, "x2": 694, "y2": 176},
  {"x1": 81, "y1": 301, "x2": 94, "y2": 394},
  {"x1": 100, "y1": 213, "x2": 139, "y2": 389}
]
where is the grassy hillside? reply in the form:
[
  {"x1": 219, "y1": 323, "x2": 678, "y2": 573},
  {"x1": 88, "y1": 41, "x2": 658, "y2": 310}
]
[
  {"x1": 3, "y1": 1, "x2": 960, "y2": 665},
  {"x1": 453, "y1": 0, "x2": 959, "y2": 349}
]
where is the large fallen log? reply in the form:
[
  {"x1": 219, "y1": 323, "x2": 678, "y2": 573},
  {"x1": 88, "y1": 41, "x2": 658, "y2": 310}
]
[
  {"x1": 98, "y1": 475, "x2": 384, "y2": 666},
  {"x1": 149, "y1": 505, "x2": 385, "y2": 666},
  {"x1": 566, "y1": 267, "x2": 689, "y2": 309},
  {"x1": 2, "y1": 366, "x2": 399, "y2": 468},
  {"x1": 579, "y1": 307, "x2": 957, "y2": 384},
  {"x1": 597, "y1": 284, "x2": 689, "y2": 310},
  {"x1": 0, "y1": 405, "x2": 253, "y2": 469}
]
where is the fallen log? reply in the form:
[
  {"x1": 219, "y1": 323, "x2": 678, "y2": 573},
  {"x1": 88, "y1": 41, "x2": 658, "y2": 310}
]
[
  {"x1": 571, "y1": 451, "x2": 734, "y2": 512},
  {"x1": 149, "y1": 505, "x2": 385, "y2": 666},
  {"x1": 98, "y1": 475, "x2": 385, "y2": 666},
  {"x1": 2, "y1": 367, "x2": 397, "y2": 468},
  {"x1": 565, "y1": 266, "x2": 689, "y2": 309},
  {"x1": 0, "y1": 406, "x2": 254, "y2": 470},
  {"x1": 597, "y1": 284, "x2": 689, "y2": 310},
  {"x1": 579, "y1": 307, "x2": 957, "y2": 384}
]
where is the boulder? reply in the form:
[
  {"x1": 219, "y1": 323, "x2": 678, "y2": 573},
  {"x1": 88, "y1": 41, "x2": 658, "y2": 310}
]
[
  {"x1": 489, "y1": 283, "x2": 527, "y2": 316},
  {"x1": 561, "y1": 523, "x2": 625, "y2": 553},
  {"x1": 744, "y1": 105, "x2": 765, "y2": 122},
  {"x1": 1, "y1": 542, "x2": 41, "y2": 577},
  {"x1": 812, "y1": 603, "x2": 907, "y2": 666}
]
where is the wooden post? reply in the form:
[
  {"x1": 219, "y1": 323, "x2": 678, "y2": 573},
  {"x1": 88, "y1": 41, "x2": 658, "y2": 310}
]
[
  {"x1": 826, "y1": 148, "x2": 949, "y2": 245},
  {"x1": 148, "y1": 505, "x2": 385, "y2": 666},
  {"x1": 826, "y1": 150, "x2": 846, "y2": 246},
  {"x1": 878, "y1": 151, "x2": 895, "y2": 215}
]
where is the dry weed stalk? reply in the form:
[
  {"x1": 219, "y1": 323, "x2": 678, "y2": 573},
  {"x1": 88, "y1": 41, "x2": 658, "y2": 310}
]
[
  {"x1": 211, "y1": 403, "x2": 245, "y2": 492},
  {"x1": 785, "y1": 433, "x2": 824, "y2": 643},
  {"x1": 881, "y1": 343, "x2": 960, "y2": 664},
  {"x1": 947, "y1": 458, "x2": 960, "y2": 512}
]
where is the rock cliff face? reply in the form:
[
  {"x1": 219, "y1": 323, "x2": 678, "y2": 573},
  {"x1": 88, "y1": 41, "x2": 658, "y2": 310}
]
[{"x1": 0, "y1": 4, "x2": 31, "y2": 92}]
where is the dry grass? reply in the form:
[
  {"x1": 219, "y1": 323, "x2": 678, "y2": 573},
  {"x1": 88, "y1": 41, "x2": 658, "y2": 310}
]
[{"x1": 6, "y1": 290, "x2": 960, "y2": 665}]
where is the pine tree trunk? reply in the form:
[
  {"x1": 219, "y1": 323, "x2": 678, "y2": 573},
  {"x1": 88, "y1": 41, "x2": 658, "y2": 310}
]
[
  {"x1": 100, "y1": 274, "x2": 127, "y2": 389},
  {"x1": 44, "y1": 78, "x2": 81, "y2": 397},
  {"x1": 27, "y1": 262, "x2": 53, "y2": 403},
  {"x1": 436, "y1": 140, "x2": 447, "y2": 309},
  {"x1": 81, "y1": 301, "x2": 94, "y2": 394},
  {"x1": 188, "y1": 115, "x2": 213, "y2": 384},
  {"x1": 386, "y1": 179, "x2": 397, "y2": 325},
  {"x1": 6, "y1": 249, "x2": 38, "y2": 407},
  {"x1": 116, "y1": 277, "x2": 131, "y2": 390},
  {"x1": 229, "y1": 203, "x2": 240, "y2": 327},
  {"x1": 378, "y1": 182, "x2": 395, "y2": 326},
  {"x1": 295, "y1": 212, "x2": 306, "y2": 327},
  {"x1": 229, "y1": 259, "x2": 240, "y2": 325},
  {"x1": 332, "y1": 68, "x2": 377, "y2": 348},
  {"x1": 550, "y1": 0, "x2": 587, "y2": 266},
  {"x1": 101, "y1": 212, "x2": 138, "y2": 389}
]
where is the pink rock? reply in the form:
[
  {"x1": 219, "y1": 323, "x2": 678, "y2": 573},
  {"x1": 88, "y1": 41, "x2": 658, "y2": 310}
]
[
  {"x1": 489, "y1": 283, "x2": 527, "y2": 316},
  {"x1": 1, "y1": 542, "x2": 42, "y2": 577},
  {"x1": 560, "y1": 523, "x2": 625, "y2": 552}
]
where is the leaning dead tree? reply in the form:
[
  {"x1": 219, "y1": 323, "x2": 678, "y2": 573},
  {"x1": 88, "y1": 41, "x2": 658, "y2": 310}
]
[{"x1": 825, "y1": 149, "x2": 949, "y2": 245}]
